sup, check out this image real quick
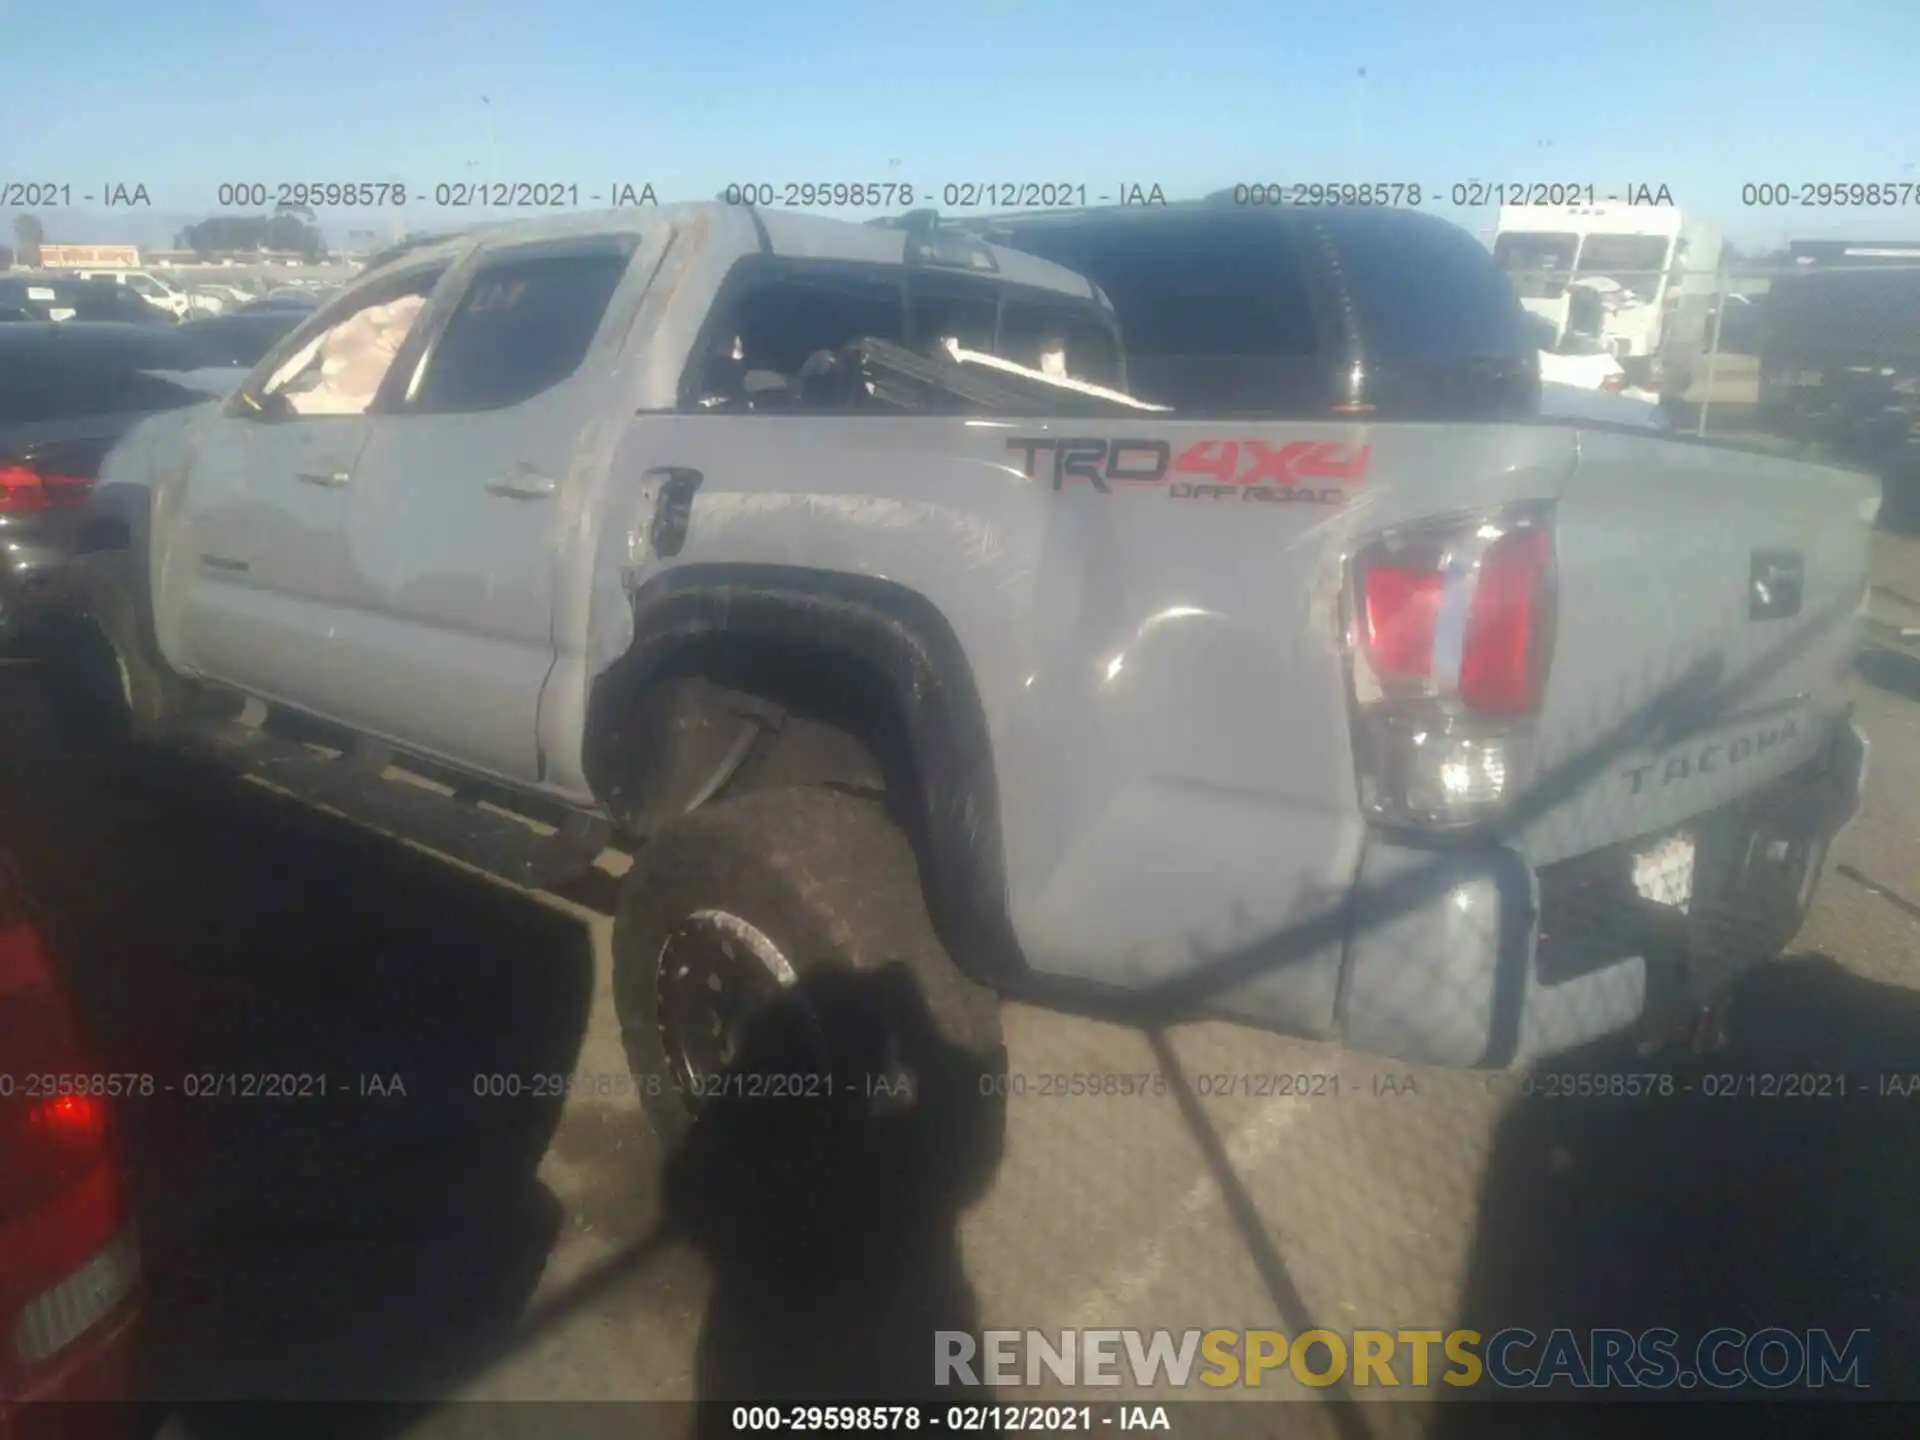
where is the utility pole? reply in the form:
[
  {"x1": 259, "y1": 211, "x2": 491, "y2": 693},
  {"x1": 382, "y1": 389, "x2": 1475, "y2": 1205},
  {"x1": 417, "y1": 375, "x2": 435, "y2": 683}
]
[
  {"x1": 1351, "y1": 66, "x2": 1367, "y2": 180},
  {"x1": 481, "y1": 96, "x2": 500, "y2": 186}
]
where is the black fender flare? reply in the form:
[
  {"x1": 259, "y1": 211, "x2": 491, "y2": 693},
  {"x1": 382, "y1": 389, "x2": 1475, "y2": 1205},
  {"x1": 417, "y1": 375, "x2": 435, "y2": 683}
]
[{"x1": 583, "y1": 564, "x2": 1026, "y2": 987}]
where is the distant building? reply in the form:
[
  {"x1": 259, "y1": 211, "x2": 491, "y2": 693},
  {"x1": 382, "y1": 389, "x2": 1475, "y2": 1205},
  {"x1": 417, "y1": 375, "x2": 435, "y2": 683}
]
[{"x1": 36, "y1": 243, "x2": 143, "y2": 268}]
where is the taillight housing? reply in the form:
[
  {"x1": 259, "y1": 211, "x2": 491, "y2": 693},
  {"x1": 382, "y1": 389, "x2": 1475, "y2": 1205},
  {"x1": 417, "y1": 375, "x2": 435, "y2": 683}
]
[
  {"x1": 0, "y1": 910, "x2": 141, "y2": 1396},
  {"x1": 0, "y1": 437, "x2": 113, "y2": 514},
  {"x1": 1600, "y1": 372, "x2": 1628, "y2": 394},
  {"x1": 0, "y1": 465, "x2": 95, "y2": 514},
  {"x1": 1345, "y1": 506, "x2": 1557, "y2": 829}
]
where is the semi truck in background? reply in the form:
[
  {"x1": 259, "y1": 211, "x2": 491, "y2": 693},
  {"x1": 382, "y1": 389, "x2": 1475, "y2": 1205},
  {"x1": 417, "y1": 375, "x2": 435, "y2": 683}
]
[{"x1": 1493, "y1": 202, "x2": 1722, "y2": 395}]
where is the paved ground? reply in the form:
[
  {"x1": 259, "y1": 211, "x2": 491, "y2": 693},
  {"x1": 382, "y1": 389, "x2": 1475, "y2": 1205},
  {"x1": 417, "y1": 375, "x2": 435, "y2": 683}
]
[{"x1": 5, "y1": 531, "x2": 1920, "y2": 1439}]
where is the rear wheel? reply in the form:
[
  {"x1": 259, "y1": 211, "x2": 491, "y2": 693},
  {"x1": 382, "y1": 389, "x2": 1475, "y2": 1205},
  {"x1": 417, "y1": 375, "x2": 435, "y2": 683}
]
[{"x1": 611, "y1": 785, "x2": 1005, "y2": 1152}]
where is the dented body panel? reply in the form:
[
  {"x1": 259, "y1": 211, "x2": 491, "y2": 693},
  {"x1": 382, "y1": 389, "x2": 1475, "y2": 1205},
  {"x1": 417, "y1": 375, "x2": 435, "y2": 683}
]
[{"x1": 103, "y1": 201, "x2": 1877, "y2": 1068}]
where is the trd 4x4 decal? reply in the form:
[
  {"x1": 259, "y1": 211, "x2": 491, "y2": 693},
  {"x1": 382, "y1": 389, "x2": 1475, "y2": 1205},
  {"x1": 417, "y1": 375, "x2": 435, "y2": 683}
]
[{"x1": 1005, "y1": 437, "x2": 1370, "y2": 504}]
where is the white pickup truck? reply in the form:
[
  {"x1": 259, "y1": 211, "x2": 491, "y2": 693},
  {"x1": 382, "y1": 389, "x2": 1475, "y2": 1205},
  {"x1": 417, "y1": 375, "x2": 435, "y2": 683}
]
[{"x1": 39, "y1": 201, "x2": 1874, "y2": 1144}]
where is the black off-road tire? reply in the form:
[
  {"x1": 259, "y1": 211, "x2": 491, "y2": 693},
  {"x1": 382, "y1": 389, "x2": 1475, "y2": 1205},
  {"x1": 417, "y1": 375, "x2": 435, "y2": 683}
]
[{"x1": 612, "y1": 785, "x2": 1005, "y2": 1152}]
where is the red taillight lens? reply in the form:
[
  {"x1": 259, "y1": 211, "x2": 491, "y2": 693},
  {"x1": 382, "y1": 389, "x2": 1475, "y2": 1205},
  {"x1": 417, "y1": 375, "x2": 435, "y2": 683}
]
[
  {"x1": 1460, "y1": 528, "x2": 1551, "y2": 715},
  {"x1": 0, "y1": 917, "x2": 140, "y2": 1398},
  {"x1": 1347, "y1": 509, "x2": 1556, "y2": 829},
  {"x1": 1600, "y1": 373, "x2": 1627, "y2": 394},
  {"x1": 1363, "y1": 565, "x2": 1443, "y2": 679},
  {"x1": 0, "y1": 466, "x2": 95, "y2": 514},
  {"x1": 0, "y1": 930, "x2": 115, "y2": 1226}
]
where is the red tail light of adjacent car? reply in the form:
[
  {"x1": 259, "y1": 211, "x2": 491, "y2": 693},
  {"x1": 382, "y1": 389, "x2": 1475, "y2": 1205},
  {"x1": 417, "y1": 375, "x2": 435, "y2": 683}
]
[
  {"x1": 0, "y1": 467, "x2": 95, "y2": 516},
  {"x1": 0, "y1": 914, "x2": 143, "y2": 1428}
]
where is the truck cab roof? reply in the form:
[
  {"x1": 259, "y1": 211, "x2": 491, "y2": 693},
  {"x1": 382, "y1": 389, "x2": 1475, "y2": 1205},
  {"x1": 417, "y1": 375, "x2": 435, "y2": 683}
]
[
  {"x1": 917, "y1": 202, "x2": 1539, "y2": 419},
  {"x1": 358, "y1": 202, "x2": 1102, "y2": 304}
]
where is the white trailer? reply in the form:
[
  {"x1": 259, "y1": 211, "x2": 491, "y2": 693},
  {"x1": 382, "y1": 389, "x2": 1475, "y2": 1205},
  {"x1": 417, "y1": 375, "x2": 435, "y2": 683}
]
[{"x1": 1493, "y1": 202, "x2": 1722, "y2": 393}]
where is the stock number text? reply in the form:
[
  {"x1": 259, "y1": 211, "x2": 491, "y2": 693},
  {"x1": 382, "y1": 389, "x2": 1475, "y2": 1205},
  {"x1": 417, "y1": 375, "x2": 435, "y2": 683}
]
[
  {"x1": 722, "y1": 182, "x2": 916, "y2": 208},
  {"x1": 217, "y1": 182, "x2": 409, "y2": 208},
  {"x1": 1742, "y1": 182, "x2": 1920, "y2": 208},
  {"x1": 1234, "y1": 182, "x2": 1422, "y2": 207}
]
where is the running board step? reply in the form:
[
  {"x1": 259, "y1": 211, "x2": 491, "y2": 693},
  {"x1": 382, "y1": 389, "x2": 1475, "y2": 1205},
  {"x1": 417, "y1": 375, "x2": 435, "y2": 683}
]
[{"x1": 168, "y1": 719, "x2": 612, "y2": 890}]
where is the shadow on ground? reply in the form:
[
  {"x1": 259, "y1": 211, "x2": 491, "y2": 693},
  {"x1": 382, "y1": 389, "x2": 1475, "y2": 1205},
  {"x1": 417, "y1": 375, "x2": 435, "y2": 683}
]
[
  {"x1": 0, "y1": 676, "x2": 597, "y2": 1425},
  {"x1": 1858, "y1": 646, "x2": 1920, "y2": 704},
  {"x1": 1437, "y1": 949, "x2": 1920, "y2": 1434},
  {"x1": 662, "y1": 961, "x2": 1005, "y2": 1436}
]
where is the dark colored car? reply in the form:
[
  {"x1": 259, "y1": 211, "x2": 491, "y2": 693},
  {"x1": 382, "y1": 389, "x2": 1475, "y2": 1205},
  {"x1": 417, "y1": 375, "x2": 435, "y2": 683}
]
[
  {"x1": 0, "y1": 324, "x2": 214, "y2": 642},
  {"x1": 0, "y1": 277, "x2": 175, "y2": 327},
  {"x1": 173, "y1": 308, "x2": 309, "y2": 369},
  {"x1": 938, "y1": 200, "x2": 1539, "y2": 420},
  {"x1": 0, "y1": 853, "x2": 144, "y2": 1426},
  {"x1": 238, "y1": 289, "x2": 324, "y2": 315}
]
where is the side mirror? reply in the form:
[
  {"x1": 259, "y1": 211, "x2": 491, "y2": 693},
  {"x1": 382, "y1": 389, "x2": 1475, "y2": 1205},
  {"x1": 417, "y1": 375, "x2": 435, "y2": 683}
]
[{"x1": 230, "y1": 387, "x2": 292, "y2": 421}]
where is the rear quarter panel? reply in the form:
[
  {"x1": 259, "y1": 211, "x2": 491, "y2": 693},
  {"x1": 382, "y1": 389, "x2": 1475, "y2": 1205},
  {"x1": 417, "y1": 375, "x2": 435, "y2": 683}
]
[{"x1": 587, "y1": 415, "x2": 1579, "y2": 1014}]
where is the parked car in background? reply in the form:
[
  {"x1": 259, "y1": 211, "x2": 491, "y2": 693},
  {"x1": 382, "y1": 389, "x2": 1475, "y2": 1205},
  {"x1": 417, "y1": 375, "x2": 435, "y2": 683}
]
[
  {"x1": 187, "y1": 284, "x2": 258, "y2": 315},
  {"x1": 71, "y1": 269, "x2": 193, "y2": 319},
  {"x1": 68, "y1": 281, "x2": 180, "y2": 328},
  {"x1": 0, "y1": 278, "x2": 78, "y2": 323},
  {"x1": 173, "y1": 309, "x2": 310, "y2": 370},
  {"x1": 0, "y1": 323, "x2": 218, "y2": 643},
  {"x1": 0, "y1": 278, "x2": 177, "y2": 328},
  {"x1": 0, "y1": 853, "x2": 145, "y2": 1427},
  {"x1": 1759, "y1": 242, "x2": 1920, "y2": 526}
]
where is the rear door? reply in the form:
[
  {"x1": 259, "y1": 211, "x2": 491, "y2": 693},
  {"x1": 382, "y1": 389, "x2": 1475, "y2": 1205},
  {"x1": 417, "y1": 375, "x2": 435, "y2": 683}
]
[
  {"x1": 329, "y1": 227, "x2": 668, "y2": 783},
  {"x1": 159, "y1": 258, "x2": 455, "y2": 710}
]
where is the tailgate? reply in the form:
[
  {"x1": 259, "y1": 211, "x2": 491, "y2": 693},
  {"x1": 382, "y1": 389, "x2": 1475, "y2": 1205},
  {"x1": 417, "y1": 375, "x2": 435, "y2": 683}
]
[{"x1": 1516, "y1": 432, "x2": 1876, "y2": 865}]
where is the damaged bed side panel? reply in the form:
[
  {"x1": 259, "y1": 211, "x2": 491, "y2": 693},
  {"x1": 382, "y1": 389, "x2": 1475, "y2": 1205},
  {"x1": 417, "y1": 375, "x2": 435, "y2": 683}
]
[{"x1": 563, "y1": 412, "x2": 1578, "y2": 1030}]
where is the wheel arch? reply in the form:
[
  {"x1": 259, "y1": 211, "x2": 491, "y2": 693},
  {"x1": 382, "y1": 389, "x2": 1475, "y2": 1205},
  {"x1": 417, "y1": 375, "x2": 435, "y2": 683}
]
[{"x1": 583, "y1": 564, "x2": 1025, "y2": 988}]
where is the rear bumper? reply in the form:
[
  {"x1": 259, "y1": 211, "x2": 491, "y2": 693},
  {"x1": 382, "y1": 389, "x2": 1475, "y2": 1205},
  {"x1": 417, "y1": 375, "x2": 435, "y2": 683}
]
[
  {"x1": 0, "y1": 1301, "x2": 143, "y2": 1439},
  {"x1": 1339, "y1": 714, "x2": 1869, "y2": 1068},
  {"x1": 0, "y1": 515, "x2": 84, "y2": 646}
]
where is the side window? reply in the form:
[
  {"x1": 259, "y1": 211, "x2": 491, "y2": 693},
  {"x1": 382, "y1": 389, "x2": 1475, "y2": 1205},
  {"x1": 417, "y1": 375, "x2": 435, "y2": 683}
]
[
  {"x1": 686, "y1": 266, "x2": 906, "y2": 408},
  {"x1": 251, "y1": 266, "x2": 445, "y2": 418},
  {"x1": 407, "y1": 245, "x2": 633, "y2": 414}
]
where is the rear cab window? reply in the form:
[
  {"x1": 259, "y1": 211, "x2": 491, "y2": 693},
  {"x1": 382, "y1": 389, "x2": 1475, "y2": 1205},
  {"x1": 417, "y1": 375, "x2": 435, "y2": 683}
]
[{"x1": 680, "y1": 255, "x2": 1127, "y2": 411}]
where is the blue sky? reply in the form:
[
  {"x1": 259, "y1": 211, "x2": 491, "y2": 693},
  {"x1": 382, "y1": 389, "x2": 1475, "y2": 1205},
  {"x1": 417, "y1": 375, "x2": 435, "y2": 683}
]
[{"x1": 2, "y1": 0, "x2": 1917, "y2": 249}]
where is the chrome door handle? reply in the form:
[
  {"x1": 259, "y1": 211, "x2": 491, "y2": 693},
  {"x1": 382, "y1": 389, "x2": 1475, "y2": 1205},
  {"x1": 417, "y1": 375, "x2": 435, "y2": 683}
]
[
  {"x1": 485, "y1": 473, "x2": 558, "y2": 500},
  {"x1": 295, "y1": 469, "x2": 351, "y2": 488}
]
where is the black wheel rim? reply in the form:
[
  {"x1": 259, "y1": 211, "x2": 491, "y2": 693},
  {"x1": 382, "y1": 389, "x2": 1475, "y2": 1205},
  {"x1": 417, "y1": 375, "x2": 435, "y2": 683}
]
[{"x1": 653, "y1": 910, "x2": 824, "y2": 1112}]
